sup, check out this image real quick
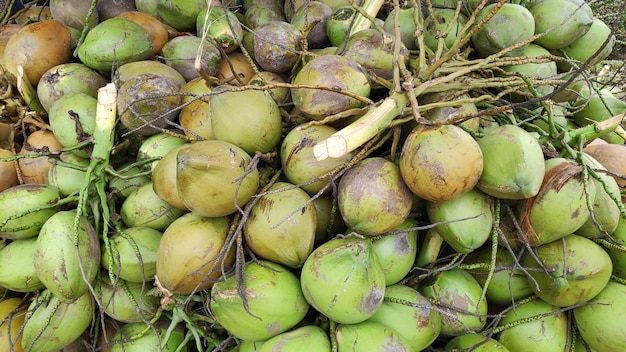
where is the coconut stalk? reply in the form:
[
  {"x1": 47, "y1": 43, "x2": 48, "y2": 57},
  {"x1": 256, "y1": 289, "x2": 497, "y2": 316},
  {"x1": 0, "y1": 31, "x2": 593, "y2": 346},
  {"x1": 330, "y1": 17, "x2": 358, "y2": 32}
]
[
  {"x1": 76, "y1": 83, "x2": 116, "y2": 284},
  {"x1": 12, "y1": 62, "x2": 43, "y2": 113},
  {"x1": 563, "y1": 112, "x2": 625, "y2": 147},
  {"x1": 349, "y1": 0, "x2": 385, "y2": 36},
  {"x1": 314, "y1": 93, "x2": 408, "y2": 160}
]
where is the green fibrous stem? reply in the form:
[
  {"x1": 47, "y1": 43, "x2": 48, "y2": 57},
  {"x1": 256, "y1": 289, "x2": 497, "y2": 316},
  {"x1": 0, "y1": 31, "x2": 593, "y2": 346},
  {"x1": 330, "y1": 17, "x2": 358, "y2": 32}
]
[
  {"x1": 349, "y1": 0, "x2": 385, "y2": 36},
  {"x1": 314, "y1": 93, "x2": 408, "y2": 160},
  {"x1": 74, "y1": 83, "x2": 117, "y2": 281}
]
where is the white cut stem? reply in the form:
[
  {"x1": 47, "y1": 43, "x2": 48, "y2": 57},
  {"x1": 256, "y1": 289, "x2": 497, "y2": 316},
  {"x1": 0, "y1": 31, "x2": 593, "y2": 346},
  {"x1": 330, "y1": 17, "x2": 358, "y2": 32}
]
[
  {"x1": 93, "y1": 83, "x2": 117, "y2": 160},
  {"x1": 313, "y1": 94, "x2": 407, "y2": 161}
]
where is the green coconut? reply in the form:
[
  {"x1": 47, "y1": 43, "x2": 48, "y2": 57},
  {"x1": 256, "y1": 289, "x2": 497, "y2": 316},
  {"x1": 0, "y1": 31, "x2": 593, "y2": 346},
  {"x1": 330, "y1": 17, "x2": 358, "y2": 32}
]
[
  {"x1": 209, "y1": 260, "x2": 310, "y2": 341},
  {"x1": 497, "y1": 298, "x2": 568, "y2": 352},
  {"x1": 281, "y1": 123, "x2": 354, "y2": 195},
  {"x1": 502, "y1": 43, "x2": 558, "y2": 98},
  {"x1": 605, "y1": 216, "x2": 626, "y2": 280},
  {"x1": 476, "y1": 124, "x2": 546, "y2": 199},
  {"x1": 210, "y1": 86, "x2": 282, "y2": 154},
  {"x1": 572, "y1": 87, "x2": 626, "y2": 127},
  {"x1": 117, "y1": 73, "x2": 183, "y2": 136},
  {"x1": 244, "y1": 182, "x2": 317, "y2": 268},
  {"x1": 426, "y1": 187, "x2": 494, "y2": 254},
  {"x1": 516, "y1": 157, "x2": 595, "y2": 246},
  {"x1": 178, "y1": 77, "x2": 214, "y2": 141},
  {"x1": 341, "y1": 28, "x2": 409, "y2": 80},
  {"x1": 575, "y1": 154, "x2": 621, "y2": 238},
  {"x1": 77, "y1": 17, "x2": 153, "y2": 71},
  {"x1": 47, "y1": 152, "x2": 89, "y2": 196},
  {"x1": 160, "y1": 35, "x2": 222, "y2": 82},
  {"x1": 152, "y1": 143, "x2": 191, "y2": 211},
  {"x1": 109, "y1": 320, "x2": 188, "y2": 352},
  {"x1": 136, "y1": 132, "x2": 189, "y2": 172},
  {"x1": 367, "y1": 284, "x2": 442, "y2": 350},
  {"x1": 574, "y1": 282, "x2": 626, "y2": 352},
  {"x1": 300, "y1": 237, "x2": 386, "y2": 324},
  {"x1": 0, "y1": 184, "x2": 61, "y2": 240},
  {"x1": 464, "y1": 245, "x2": 534, "y2": 306},
  {"x1": 419, "y1": 267, "x2": 487, "y2": 336},
  {"x1": 420, "y1": 91, "x2": 481, "y2": 132},
  {"x1": 528, "y1": 0, "x2": 593, "y2": 49},
  {"x1": 522, "y1": 234, "x2": 612, "y2": 307},
  {"x1": 156, "y1": 212, "x2": 234, "y2": 295},
  {"x1": 249, "y1": 71, "x2": 290, "y2": 105},
  {"x1": 253, "y1": 21, "x2": 302, "y2": 73},
  {"x1": 382, "y1": 7, "x2": 419, "y2": 50},
  {"x1": 335, "y1": 321, "x2": 413, "y2": 351},
  {"x1": 371, "y1": 218, "x2": 419, "y2": 286},
  {"x1": 48, "y1": 92, "x2": 97, "y2": 158},
  {"x1": 33, "y1": 210, "x2": 100, "y2": 302},
  {"x1": 326, "y1": 6, "x2": 355, "y2": 47},
  {"x1": 0, "y1": 238, "x2": 45, "y2": 292},
  {"x1": 37, "y1": 63, "x2": 107, "y2": 112},
  {"x1": 400, "y1": 124, "x2": 483, "y2": 203},
  {"x1": 423, "y1": 8, "x2": 468, "y2": 52},
  {"x1": 244, "y1": 3, "x2": 286, "y2": 29},
  {"x1": 445, "y1": 333, "x2": 511, "y2": 351},
  {"x1": 120, "y1": 182, "x2": 186, "y2": 231},
  {"x1": 115, "y1": 60, "x2": 186, "y2": 88},
  {"x1": 176, "y1": 140, "x2": 260, "y2": 217},
  {"x1": 157, "y1": 0, "x2": 207, "y2": 32},
  {"x1": 197, "y1": 6, "x2": 243, "y2": 53},
  {"x1": 338, "y1": 157, "x2": 413, "y2": 236},
  {"x1": 558, "y1": 17, "x2": 615, "y2": 70},
  {"x1": 290, "y1": 1, "x2": 331, "y2": 48},
  {"x1": 21, "y1": 290, "x2": 93, "y2": 352},
  {"x1": 258, "y1": 326, "x2": 330, "y2": 352},
  {"x1": 291, "y1": 55, "x2": 370, "y2": 120},
  {"x1": 98, "y1": 275, "x2": 160, "y2": 323},
  {"x1": 471, "y1": 3, "x2": 535, "y2": 58},
  {"x1": 100, "y1": 226, "x2": 163, "y2": 283}
]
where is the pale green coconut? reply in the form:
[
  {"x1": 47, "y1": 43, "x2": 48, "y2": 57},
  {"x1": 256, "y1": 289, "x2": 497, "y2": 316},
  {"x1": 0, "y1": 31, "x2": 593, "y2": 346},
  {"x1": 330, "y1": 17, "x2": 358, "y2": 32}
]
[
  {"x1": 471, "y1": 3, "x2": 535, "y2": 58},
  {"x1": 558, "y1": 17, "x2": 615, "y2": 70},
  {"x1": 338, "y1": 157, "x2": 413, "y2": 236},
  {"x1": 300, "y1": 237, "x2": 386, "y2": 324},
  {"x1": 502, "y1": 43, "x2": 558, "y2": 98},
  {"x1": 210, "y1": 260, "x2": 310, "y2": 341},
  {"x1": 516, "y1": 157, "x2": 595, "y2": 246},
  {"x1": 33, "y1": 210, "x2": 100, "y2": 302},
  {"x1": 258, "y1": 326, "x2": 330, "y2": 352},
  {"x1": 367, "y1": 284, "x2": 442, "y2": 350},
  {"x1": 575, "y1": 154, "x2": 621, "y2": 238},
  {"x1": 528, "y1": 0, "x2": 593, "y2": 49},
  {"x1": 419, "y1": 267, "x2": 487, "y2": 336},
  {"x1": 335, "y1": 321, "x2": 412, "y2": 351},
  {"x1": 210, "y1": 86, "x2": 282, "y2": 155},
  {"x1": 77, "y1": 17, "x2": 153, "y2": 71},
  {"x1": 21, "y1": 290, "x2": 93, "y2": 352},
  {"x1": 523, "y1": 234, "x2": 612, "y2": 307},
  {"x1": 426, "y1": 187, "x2": 494, "y2": 254},
  {"x1": 497, "y1": 298, "x2": 568, "y2": 351},
  {"x1": 574, "y1": 282, "x2": 626, "y2": 352},
  {"x1": 476, "y1": 124, "x2": 546, "y2": 199}
]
